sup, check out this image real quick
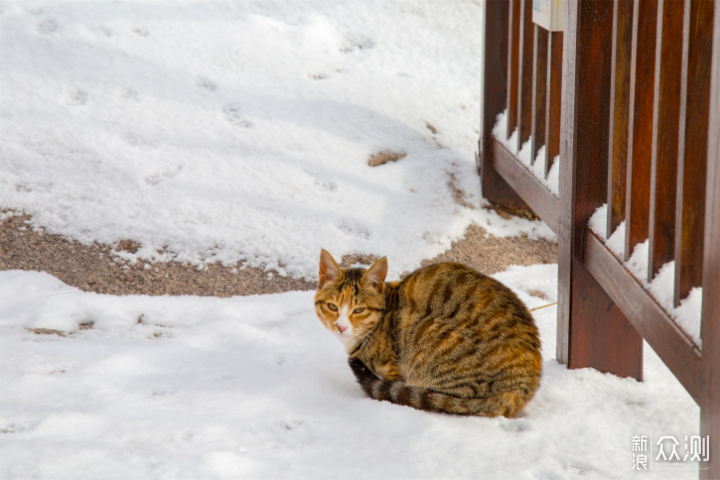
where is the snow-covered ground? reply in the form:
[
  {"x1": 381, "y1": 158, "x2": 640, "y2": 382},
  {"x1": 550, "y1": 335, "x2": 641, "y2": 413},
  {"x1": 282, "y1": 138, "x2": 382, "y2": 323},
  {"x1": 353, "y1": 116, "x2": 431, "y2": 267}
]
[
  {"x1": 0, "y1": 266, "x2": 700, "y2": 479},
  {"x1": 0, "y1": 0, "x2": 553, "y2": 280},
  {"x1": 0, "y1": 1, "x2": 703, "y2": 479}
]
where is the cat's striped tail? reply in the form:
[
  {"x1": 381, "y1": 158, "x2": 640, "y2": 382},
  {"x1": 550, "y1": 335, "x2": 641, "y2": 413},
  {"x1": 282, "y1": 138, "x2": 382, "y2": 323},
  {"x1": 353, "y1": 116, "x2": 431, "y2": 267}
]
[{"x1": 348, "y1": 358, "x2": 533, "y2": 418}]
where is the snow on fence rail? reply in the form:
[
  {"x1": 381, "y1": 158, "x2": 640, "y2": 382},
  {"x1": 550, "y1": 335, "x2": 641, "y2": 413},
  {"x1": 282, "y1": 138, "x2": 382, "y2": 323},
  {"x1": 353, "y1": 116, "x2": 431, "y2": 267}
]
[{"x1": 478, "y1": 1, "x2": 719, "y2": 478}]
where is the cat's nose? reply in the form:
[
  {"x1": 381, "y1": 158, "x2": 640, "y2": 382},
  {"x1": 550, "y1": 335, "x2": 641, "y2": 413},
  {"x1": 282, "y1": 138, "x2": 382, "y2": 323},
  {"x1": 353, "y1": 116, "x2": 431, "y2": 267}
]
[{"x1": 337, "y1": 324, "x2": 348, "y2": 333}]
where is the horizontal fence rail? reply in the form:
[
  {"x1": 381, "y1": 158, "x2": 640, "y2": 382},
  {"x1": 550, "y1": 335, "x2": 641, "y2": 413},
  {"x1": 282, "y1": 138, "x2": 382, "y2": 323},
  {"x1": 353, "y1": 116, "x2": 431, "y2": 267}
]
[{"x1": 478, "y1": 0, "x2": 719, "y2": 477}]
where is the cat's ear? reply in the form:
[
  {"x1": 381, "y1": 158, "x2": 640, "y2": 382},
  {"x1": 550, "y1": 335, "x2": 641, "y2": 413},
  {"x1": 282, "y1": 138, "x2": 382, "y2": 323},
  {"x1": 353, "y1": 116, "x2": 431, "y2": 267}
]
[
  {"x1": 363, "y1": 257, "x2": 388, "y2": 289},
  {"x1": 319, "y1": 249, "x2": 341, "y2": 286}
]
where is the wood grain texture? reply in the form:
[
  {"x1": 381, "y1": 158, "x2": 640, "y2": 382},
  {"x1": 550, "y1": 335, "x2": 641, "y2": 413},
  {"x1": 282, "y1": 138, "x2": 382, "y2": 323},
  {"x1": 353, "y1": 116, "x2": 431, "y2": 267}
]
[
  {"x1": 558, "y1": 0, "x2": 642, "y2": 379},
  {"x1": 571, "y1": 245, "x2": 644, "y2": 380},
  {"x1": 700, "y1": 2, "x2": 720, "y2": 476},
  {"x1": 545, "y1": 32, "x2": 563, "y2": 178},
  {"x1": 625, "y1": 0, "x2": 658, "y2": 260},
  {"x1": 507, "y1": 0, "x2": 521, "y2": 140},
  {"x1": 648, "y1": 0, "x2": 684, "y2": 282},
  {"x1": 583, "y1": 230, "x2": 701, "y2": 401},
  {"x1": 557, "y1": 0, "x2": 576, "y2": 366},
  {"x1": 532, "y1": 25, "x2": 548, "y2": 164},
  {"x1": 675, "y1": 0, "x2": 713, "y2": 307},
  {"x1": 607, "y1": 0, "x2": 634, "y2": 238},
  {"x1": 479, "y1": 0, "x2": 532, "y2": 214},
  {"x1": 492, "y1": 140, "x2": 559, "y2": 233},
  {"x1": 517, "y1": 0, "x2": 534, "y2": 152}
]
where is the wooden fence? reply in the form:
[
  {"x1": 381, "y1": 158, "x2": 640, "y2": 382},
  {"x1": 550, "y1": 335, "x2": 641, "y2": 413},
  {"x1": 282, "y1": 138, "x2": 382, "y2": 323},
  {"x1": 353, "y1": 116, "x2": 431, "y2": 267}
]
[{"x1": 478, "y1": 1, "x2": 719, "y2": 478}]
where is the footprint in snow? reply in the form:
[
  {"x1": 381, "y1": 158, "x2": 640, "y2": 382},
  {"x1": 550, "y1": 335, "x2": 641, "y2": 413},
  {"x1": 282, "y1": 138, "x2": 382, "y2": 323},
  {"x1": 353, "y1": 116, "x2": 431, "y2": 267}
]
[
  {"x1": 144, "y1": 165, "x2": 183, "y2": 186},
  {"x1": 337, "y1": 222, "x2": 370, "y2": 239},
  {"x1": 223, "y1": 104, "x2": 252, "y2": 128},
  {"x1": 340, "y1": 34, "x2": 376, "y2": 53},
  {"x1": 121, "y1": 88, "x2": 141, "y2": 101},
  {"x1": 196, "y1": 76, "x2": 217, "y2": 92},
  {"x1": 499, "y1": 419, "x2": 532, "y2": 433},
  {"x1": 37, "y1": 18, "x2": 58, "y2": 34},
  {"x1": 273, "y1": 355, "x2": 299, "y2": 366},
  {"x1": 148, "y1": 384, "x2": 178, "y2": 397},
  {"x1": 132, "y1": 27, "x2": 149, "y2": 37}
]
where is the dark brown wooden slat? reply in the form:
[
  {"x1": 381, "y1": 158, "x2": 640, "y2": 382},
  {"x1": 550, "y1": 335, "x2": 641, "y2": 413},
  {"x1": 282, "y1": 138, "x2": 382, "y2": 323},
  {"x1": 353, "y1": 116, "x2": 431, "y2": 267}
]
[
  {"x1": 506, "y1": 0, "x2": 521, "y2": 140},
  {"x1": 700, "y1": 4, "x2": 720, "y2": 475},
  {"x1": 625, "y1": 0, "x2": 658, "y2": 260},
  {"x1": 531, "y1": 25, "x2": 548, "y2": 164},
  {"x1": 492, "y1": 140, "x2": 559, "y2": 234},
  {"x1": 648, "y1": 0, "x2": 684, "y2": 281},
  {"x1": 675, "y1": 0, "x2": 713, "y2": 307},
  {"x1": 607, "y1": 0, "x2": 634, "y2": 238},
  {"x1": 583, "y1": 229, "x2": 701, "y2": 403},
  {"x1": 516, "y1": 0, "x2": 534, "y2": 152},
  {"x1": 558, "y1": 0, "x2": 642, "y2": 379},
  {"x1": 478, "y1": 0, "x2": 533, "y2": 215},
  {"x1": 545, "y1": 31, "x2": 563, "y2": 178}
]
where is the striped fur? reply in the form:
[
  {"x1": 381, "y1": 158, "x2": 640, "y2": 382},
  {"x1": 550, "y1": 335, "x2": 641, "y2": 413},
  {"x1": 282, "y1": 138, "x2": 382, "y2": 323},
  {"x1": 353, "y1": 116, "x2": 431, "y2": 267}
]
[{"x1": 315, "y1": 250, "x2": 542, "y2": 418}]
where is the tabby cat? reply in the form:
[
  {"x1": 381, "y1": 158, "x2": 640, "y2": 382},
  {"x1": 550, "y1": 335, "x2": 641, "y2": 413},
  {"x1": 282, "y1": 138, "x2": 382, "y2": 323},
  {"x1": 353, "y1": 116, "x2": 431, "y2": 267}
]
[{"x1": 314, "y1": 249, "x2": 542, "y2": 418}]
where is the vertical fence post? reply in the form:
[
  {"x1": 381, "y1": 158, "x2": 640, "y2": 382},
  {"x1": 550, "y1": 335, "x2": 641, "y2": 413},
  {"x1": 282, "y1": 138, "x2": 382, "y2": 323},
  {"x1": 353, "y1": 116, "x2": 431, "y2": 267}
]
[
  {"x1": 675, "y1": 0, "x2": 713, "y2": 307},
  {"x1": 648, "y1": 0, "x2": 684, "y2": 281},
  {"x1": 507, "y1": 0, "x2": 521, "y2": 140},
  {"x1": 557, "y1": 0, "x2": 643, "y2": 379},
  {"x1": 531, "y1": 25, "x2": 548, "y2": 163},
  {"x1": 478, "y1": 0, "x2": 532, "y2": 213},
  {"x1": 517, "y1": 0, "x2": 534, "y2": 153},
  {"x1": 625, "y1": 0, "x2": 658, "y2": 260},
  {"x1": 545, "y1": 31, "x2": 563, "y2": 178},
  {"x1": 699, "y1": 4, "x2": 720, "y2": 477},
  {"x1": 607, "y1": 0, "x2": 634, "y2": 236}
]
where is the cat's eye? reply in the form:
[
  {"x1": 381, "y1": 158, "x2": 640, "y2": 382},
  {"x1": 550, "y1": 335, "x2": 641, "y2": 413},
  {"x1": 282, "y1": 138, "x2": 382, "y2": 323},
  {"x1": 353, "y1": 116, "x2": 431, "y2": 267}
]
[
  {"x1": 353, "y1": 307, "x2": 365, "y2": 314},
  {"x1": 327, "y1": 303, "x2": 338, "y2": 312}
]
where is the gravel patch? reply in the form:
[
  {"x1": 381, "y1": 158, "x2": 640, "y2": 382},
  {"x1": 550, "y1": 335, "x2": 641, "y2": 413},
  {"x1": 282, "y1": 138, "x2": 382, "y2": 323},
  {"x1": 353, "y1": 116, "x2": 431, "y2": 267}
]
[{"x1": 1, "y1": 212, "x2": 557, "y2": 296}]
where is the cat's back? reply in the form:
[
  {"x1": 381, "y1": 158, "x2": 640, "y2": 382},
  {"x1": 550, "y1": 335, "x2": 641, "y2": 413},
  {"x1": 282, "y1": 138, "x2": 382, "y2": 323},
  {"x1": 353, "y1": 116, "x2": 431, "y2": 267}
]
[
  {"x1": 394, "y1": 262, "x2": 541, "y2": 380},
  {"x1": 396, "y1": 262, "x2": 533, "y2": 329}
]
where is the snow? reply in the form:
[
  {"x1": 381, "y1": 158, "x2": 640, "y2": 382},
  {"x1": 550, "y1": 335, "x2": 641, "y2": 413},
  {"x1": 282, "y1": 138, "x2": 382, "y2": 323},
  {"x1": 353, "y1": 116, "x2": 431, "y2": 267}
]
[
  {"x1": 0, "y1": 267, "x2": 701, "y2": 479},
  {"x1": 492, "y1": 110, "x2": 560, "y2": 197},
  {"x1": 588, "y1": 203, "x2": 609, "y2": 238},
  {"x1": 0, "y1": 1, "x2": 703, "y2": 477},
  {"x1": 0, "y1": 0, "x2": 555, "y2": 280},
  {"x1": 588, "y1": 205, "x2": 702, "y2": 347}
]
